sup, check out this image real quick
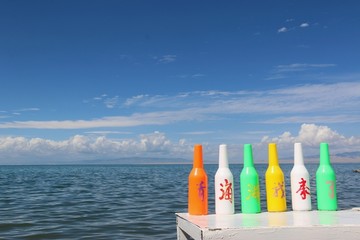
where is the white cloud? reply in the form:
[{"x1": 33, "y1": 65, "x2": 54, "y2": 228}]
[
  {"x1": 266, "y1": 63, "x2": 337, "y2": 80},
  {"x1": 259, "y1": 115, "x2": 360, "y2": 124},
  {"x1": 259, "y1": 123, "x2": 360, "y2": 156},
  {"x1": 155, "y1": 55, "x2": 177, "y2": 63},
  {"x1": 0, "y1": 124, "x2": 358, "y2": 164},
  {"x1": 176, "y1": 73, "x2": 205, "y2": 79},
  {"x1": 0, "y1": 108, "x2": 40, "y2": 118},
  {"x1": 192, "y1": 73, "x2": 205, "y2": 78},
  {"x1": 181, "y1": 131, "x2": 214, "y2": 135},
  {"x1": 0, "y1": 132, "x2": 193, "y2": 163},
  {"x1": 1, "y1": 82, "x2": 360, "y2": 129},
  {"x1": 278, "y1": 27, "x2": 288, "y2": 33},
  {"x1": 254, "y1": 124, "x2": 360, "y2": 161},
  {"x1": 0, "y1": 108, "x2": 207, "y2": 129},
  {"x1": 124, "y1": 94, "x2": 149, "y2": 106},
  {"x1": 15, "y1": 108, "x2": 40, "y2": 112},
  {"x1": 104, "y1": 96, "x2": 119, "y2": 108},
  {"x1": 278, "y1": 20, "x2": 314, "y2": 33},
  {"x1": 85, "y1": 131, "x2": 132, "y2": 135},
  {"x1": 86, "y1": 94, "x2": 120, "y2": 108},
  {"x1": 274, "y1": 63, "x2": 336, "y2": 73}
]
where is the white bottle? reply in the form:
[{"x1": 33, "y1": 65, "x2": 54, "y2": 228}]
[
  {"x1": 215, "y1": 144, "x2": 235, "y2": 214},
  {"x1": 291, "y1": 143, "x2": 312, "y2": 211}
]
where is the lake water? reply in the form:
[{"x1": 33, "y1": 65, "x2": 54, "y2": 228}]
[{"x1": 0, "y1": 163, "x2": 359, "y2": 239}]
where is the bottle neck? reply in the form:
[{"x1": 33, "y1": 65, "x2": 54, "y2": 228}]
[
  {"x1": 319, "y1": 143, "x2": 331, "y2": 165},
  {"x1": 268, "y1": 143, "x2": 279, "y2": 166},
  {"x1": 218, "y1": 144, "x2": 229, "y2": 168},
  {"x1": 193, "y1": 144, "x2": 204, "y2": 168},
  {"x1": 243, "y1": 144, "x2": 254, "y2": 167},
  {"x1": 294, "y1": 143, "x2": 304, "y2": 165}
]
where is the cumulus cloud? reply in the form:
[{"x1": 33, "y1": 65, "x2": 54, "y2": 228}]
[
  {"x1": 1, "y1": 124, "x2": 358, "y2": 164},
  {"x1": 0, "y1": 132, "x2": 193, "y2": 164},
  {"x1": 259, "y1": 123, "x2": 360, "y2": 158}
]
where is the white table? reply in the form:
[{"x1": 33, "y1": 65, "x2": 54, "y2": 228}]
[{"x1": 176, "y1": 208, "x2": 360, "y2": 240}]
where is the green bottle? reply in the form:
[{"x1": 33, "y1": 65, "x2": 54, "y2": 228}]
[
  {"x1": 316, "y1": 143, "x2": 337, "y2": 211},
  {"x1": 240, "y1": 144, "x2": 261, "y2": 213}
]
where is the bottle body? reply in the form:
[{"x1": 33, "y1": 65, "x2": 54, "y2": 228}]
[
  {"x1": 240, "y1": 144, "x2": 261, "y2": 213},
  {"x1": 188, "y1": 144, "x2": 208, "y2": 215},
  {"x1": 215, "y1": 168, "x2": 234, "y2": 214},
  {"x1": 316, "y1": 165, "x2": 337, "y2": 211},
  {"x1": 316, "y1": 143, "x2": 337, "y2": 211},
  {"x1": 188, "y1": 168, "x2": 208, "y2": 215},
  {"x1": 265, "y1": 143, "x2": 287, "y2": 212},
  {"x1": 291, "y1": 166, "x2": 311, "y2": 210},
  {"x1": 240, "y1": 166, "x2": 261, "y2": 213}
]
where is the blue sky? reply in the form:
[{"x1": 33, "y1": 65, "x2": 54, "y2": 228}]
[{"x1": 1, "y1": 0, "x2": 360, "y2": 164}]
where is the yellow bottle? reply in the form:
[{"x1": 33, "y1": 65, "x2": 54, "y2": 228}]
[{"x1": 265, "y1": 143, "x2": 287, "y2": 212}]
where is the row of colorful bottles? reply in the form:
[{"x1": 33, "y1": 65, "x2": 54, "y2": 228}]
[{"x1": 188, "y1": 142, "x2": 338, "y2": 215}]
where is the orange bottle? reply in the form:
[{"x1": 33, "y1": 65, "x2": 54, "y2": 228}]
[{"x1": 188, "y1": 144, "x2": 208, "y2": 215}]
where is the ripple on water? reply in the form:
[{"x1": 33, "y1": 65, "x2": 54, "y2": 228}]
[{"x1": 0, "y1": 164, "x2": 358, "y2": 239}]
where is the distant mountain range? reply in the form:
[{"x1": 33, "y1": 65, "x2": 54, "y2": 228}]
[
  {"x1": 80, "y1": 157, "x2": 191, "y2": 165},
  {"x1": 335, "y1": 151, "x2": 360, "y2": 158},
  {"x1": 80, "y1": 152, "x2": 360, "y2": 164},
  {"x1": 255, "y1": 151, "x2": 360, "y2": 164}
]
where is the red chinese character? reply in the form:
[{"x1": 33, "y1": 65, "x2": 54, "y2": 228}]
[
  {"x1": 219, "y1": 179, "x2": 232, "y2": 203},
  {"x1": 296, "y1": 178, "x2": 310, "y2": 200}
]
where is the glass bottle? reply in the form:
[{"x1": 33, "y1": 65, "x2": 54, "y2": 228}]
[
  {"x1": 316, "y1": 143, "x2": 337, "y2": 211},
  {"x1": 215, "y1": 144, "x2": 234, "y2": 214},
  {"x1": 265, "y1": 143, "x2": 287, "y2": 212},
  {"x1": 188, "y1": 144, "x2": 208, "y2": 215},
  {"x1": 240, "y1": 144, "x2": 261, "y2": 213},
  {"x1": 290, "y1": 143, "x2": 311, "y2": 210}
]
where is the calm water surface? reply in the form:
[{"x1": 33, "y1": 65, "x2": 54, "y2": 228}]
[{"x1": 0, "y1": 163, "x2": 359, "y2": 239}]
